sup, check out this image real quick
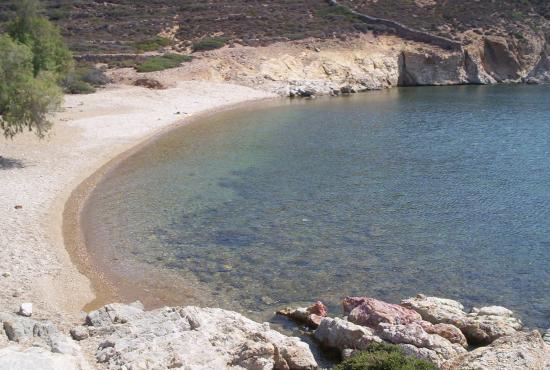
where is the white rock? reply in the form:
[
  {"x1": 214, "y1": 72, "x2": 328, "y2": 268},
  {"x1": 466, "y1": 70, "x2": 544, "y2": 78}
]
[
  {"x1": 81, "y1": 304, "x2": 318, "y2": 370},
  {"x1": 444, "y1": 330, "x2": 550, "y2": 370},
  {"x1": 314, "y1": 317, "x2": 382, "y2": 351},
  {"x1": 18, "y1": 303, "x2": 32, "y2": 317},
  {"x1": 0, "y1": 346, "x2": 92, "y2": 370},
  {"x1": 475, "y1": 306, "x2": 514, "y2": 318},
  {"x1": 377, "y1": 322, "x2": 466, "y2": 363}
]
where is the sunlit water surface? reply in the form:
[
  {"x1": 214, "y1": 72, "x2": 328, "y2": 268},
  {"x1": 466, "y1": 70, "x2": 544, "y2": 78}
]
[{"x1": 83, "y1": 86, "x2": 550, "y2": 329}]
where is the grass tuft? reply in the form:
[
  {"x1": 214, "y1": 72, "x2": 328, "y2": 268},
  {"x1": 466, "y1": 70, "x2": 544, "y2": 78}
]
[
  {"x1": 135, "y1": 54, "x2": 192, "y2": 73},
  {"x1": 191, "y1": 37, "x2": 227, "y2": 52},
  {"x1": 134, "y1": 37, "x2": 172, "y2": 53},
  {"x1": 334, "y1": 343, "x2": 438, "y2": 370}
]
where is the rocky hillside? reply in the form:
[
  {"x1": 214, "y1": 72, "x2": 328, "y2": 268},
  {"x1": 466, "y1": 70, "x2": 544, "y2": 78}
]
[{"x1": 0, "y1": 1, "x2": 548, "y2": 54}]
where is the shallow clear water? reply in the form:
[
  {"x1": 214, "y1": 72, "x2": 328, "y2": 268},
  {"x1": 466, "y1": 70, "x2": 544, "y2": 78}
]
[{"x1": 84, "y1": 86, "x2": 550, "y2": 328}]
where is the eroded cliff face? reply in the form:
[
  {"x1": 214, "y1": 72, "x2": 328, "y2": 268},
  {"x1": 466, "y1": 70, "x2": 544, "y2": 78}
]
[{"x1": 108, "y1": 31, "x2": 550, "y2": 96}]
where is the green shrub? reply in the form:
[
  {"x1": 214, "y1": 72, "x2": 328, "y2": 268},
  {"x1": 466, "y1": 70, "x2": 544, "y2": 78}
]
[
  {"x1": 135, "y1": 54, "x2": 192, "y2": 73},
  {"x1": 62, "y1": 76, "x2": 95, "y2": 94},
  {"x1": 78, "y1": 66, "x2": 109, "y2": 86},
  {"x1": 61, "y1": 64, "x2": 109, "y2": 94},
  {"x1": 134, "y1": 37, "x2": 171, "y2": 52},
  {"x1": 191, "y1": 37, "x2": 227, "y2": 52},
  {"x1": 333, "y1": 343, "x2": 437, "y2": 370}
]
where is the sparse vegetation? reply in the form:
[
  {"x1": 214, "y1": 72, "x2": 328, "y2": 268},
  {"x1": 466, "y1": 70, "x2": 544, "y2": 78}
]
[
  {"x1": 192, "y1": 37, "x2": 227, "y2": 52},
  {"x1": 333, "y1": 343, "x2": 438, "y2": 370},
  {"x1": 61, "y1": 64, "x2": 109, "y2": 94},
  {"x1": 134, "y1": 37, "x2": 171, "y2": 53},
  {"x1": 135, "y1": 54, "x2": 192, "y2": 73},
  {"x1": 316, "y1": 5, "x2": 358, "y2": 21}
]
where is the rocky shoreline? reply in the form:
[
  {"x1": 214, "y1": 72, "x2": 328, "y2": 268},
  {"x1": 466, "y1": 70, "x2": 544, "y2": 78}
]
[{"x1": 1, "y1": 294, "x2": 548, "y2": 369}]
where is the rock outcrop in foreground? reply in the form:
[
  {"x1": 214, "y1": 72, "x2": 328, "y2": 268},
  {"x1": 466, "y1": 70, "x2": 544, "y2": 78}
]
[
  {"x1": 1, "y1": 295, "x2": 548, "y2": 369},
  {"x1": 281, "y1": 294, "x2": 550, "y2": 370},
  {"x1": 79, "y1": 302, "x2": 317, "y2": 369}
]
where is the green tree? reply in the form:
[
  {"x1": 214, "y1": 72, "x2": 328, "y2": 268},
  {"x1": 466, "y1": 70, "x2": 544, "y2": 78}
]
[
  {"x1": 8, "y1": 0, "x2": 73, "y2": 77},
  {"x1": 0, "y1": 35, "x2": 62, "y2": 138},
  {"x1": 0, "y1": 0, "x2": 70, "y2": 138}
]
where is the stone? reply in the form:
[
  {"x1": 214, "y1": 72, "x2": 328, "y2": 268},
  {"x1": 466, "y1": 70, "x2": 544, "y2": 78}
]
[
  {"x1": 277, "y1": 301, "x2": 328, "y2": 328},
  {"x1": 475, "y1": 306, "x2": 514, "y2": 317},
  {"x1": 399, "y1": 343, "x2": 443, "y2": 367},
  {"x1": 2, "y1": 272, "x2": 11, "y2": 278},
  {"x1": 377, "y1": 322, "x2": 466, "y2": 365},
  {"x1": 461, "y1": 312, "x2": 522, "y2": 346},
  {"x1": 313, "y1": 317, "x2": 382, "y2": 351},
  {"x1": 2, "y1": 316, "x2": 35, "y2": 342},
  {"x1": 70, "y1": 326, "x2": 89, "y2": 341},
  {"x1": 444, "y1": 330, "x2": 550, "y2": 370},
  {"x1": 343, "y1": 296, "x2": 422, "y2": 328},
  {"x1": 18, "y1": 303, "x2": 33, "y2": 317},
  {"x1": 401, "y1": 295, "x2": 466, "y2": 325},
  {"x1": 401, "y1": 295, "x2": 522, "y2": 345},
  {"x1": 80, "y1": 304, "x2": 317, "y2": 369},
  {"x1": 418, "y1": 321, "x2": 468, "y2": 348},
  {"x1": 0, "y1": 346, "x2": 91, "y2": 370},
  {"x1": 85, "y1": 301, "x2": 144, "y2": 327},
  {"x1": 134, "y1": 78, "x2": 165, "y2": 90}
]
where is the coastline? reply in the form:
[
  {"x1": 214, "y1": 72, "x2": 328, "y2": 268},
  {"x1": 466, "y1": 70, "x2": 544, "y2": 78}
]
[
  {"x1": 64, "y1": 97, "x2": 282, "y2": 313},
  {"x1": 0, "y1": 81, "x2": 276, "y2": 323}
]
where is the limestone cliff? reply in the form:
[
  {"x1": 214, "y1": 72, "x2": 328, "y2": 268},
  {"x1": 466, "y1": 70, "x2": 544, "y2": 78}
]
[{"x1": 108, "y1": 31, "x2": 550, "y2": 97}]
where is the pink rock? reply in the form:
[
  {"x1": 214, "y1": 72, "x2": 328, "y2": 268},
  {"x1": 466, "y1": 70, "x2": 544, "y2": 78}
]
[
  {"x1": 418, "y1": 320, "x2": 468, "y2": 348},
  {"x1": 276, "y1": 301, "x2": 328, "y2": 329},
  {"x1": 308, "y1": 301, "x2": 328, "y2": 317},
  {"x1": 343, "y1": 297, "x2": 422, "y2": 328}
]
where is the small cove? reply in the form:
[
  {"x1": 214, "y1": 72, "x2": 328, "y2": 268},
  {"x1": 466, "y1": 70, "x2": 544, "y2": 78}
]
[{"x1": 82, "y1": 85, "x2": 550, "y2": 329}]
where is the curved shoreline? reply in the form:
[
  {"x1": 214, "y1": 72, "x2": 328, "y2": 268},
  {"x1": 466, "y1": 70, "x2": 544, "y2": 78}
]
[
  {"x1": 63, "y1": 97, "x2": 281, "y2": 311},
  {"x1": 0, "y1": 81, "x2": 276, "y2": 320}
]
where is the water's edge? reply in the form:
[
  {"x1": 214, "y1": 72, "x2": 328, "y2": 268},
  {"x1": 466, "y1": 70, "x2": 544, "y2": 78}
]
[{"x1": 62, "y1": 97, "x2": 282, "y2": 312}]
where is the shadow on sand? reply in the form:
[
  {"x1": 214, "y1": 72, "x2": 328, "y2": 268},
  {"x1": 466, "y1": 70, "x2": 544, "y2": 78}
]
[{"x1": 0, "y1": 156, "x2": 25, "y2": 170}]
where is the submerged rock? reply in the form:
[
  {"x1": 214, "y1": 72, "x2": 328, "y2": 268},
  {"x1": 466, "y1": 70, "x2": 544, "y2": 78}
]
[
  {"x1": 81, "y1": 304, "x2": 318, "y2": 369},
  {"x1": 343, "y1": 296, "x2": 422, "y2": 328},
  {"x1": 543, "y1": 329, "x2": 550, "y2": 345},
  {"x1": 443, "y1": 330, "x2": 550, "y2": 370}
]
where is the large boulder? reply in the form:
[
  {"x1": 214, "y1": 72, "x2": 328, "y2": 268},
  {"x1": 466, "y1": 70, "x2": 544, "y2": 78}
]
[
  {"x1": 443, "y1": 330, "x2": 550, "y2": 370},
  {"x1": 377, "y1": 322, "x2": 466, "y2": 367},
  {"x1": 401, "y1": 295, "x2": 467, "y2": 325},
  {"x1": 313, "y1": 317, "x2": 382, "y2": 352},
  {"x1": 82, "y1": 304, "x2": 318, "y2": 370},
  {"x1": 418, "y1": 321, "x2": 468, "y2": 349},
  {"x1": 401, "y1": 295, "x2": 522, "y2": 345},
  {"x1": 343, "y1": 297, "x2": 422, "y2": 328}
]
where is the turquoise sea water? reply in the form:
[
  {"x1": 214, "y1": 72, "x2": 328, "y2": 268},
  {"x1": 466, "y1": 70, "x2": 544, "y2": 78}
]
[{"x1": 83, "y1": 86, "x2": 550, "y2": 328}]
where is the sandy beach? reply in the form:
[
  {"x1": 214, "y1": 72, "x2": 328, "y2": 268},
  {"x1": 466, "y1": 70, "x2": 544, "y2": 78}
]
[{"x1": 0, "y1": 81, "x2": 275, "y2": 326}]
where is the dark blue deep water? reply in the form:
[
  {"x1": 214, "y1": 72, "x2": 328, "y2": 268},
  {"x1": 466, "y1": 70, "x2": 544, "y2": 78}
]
[{"x1": 83, "y1": 86, "x2": 550, "y2": 328}]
